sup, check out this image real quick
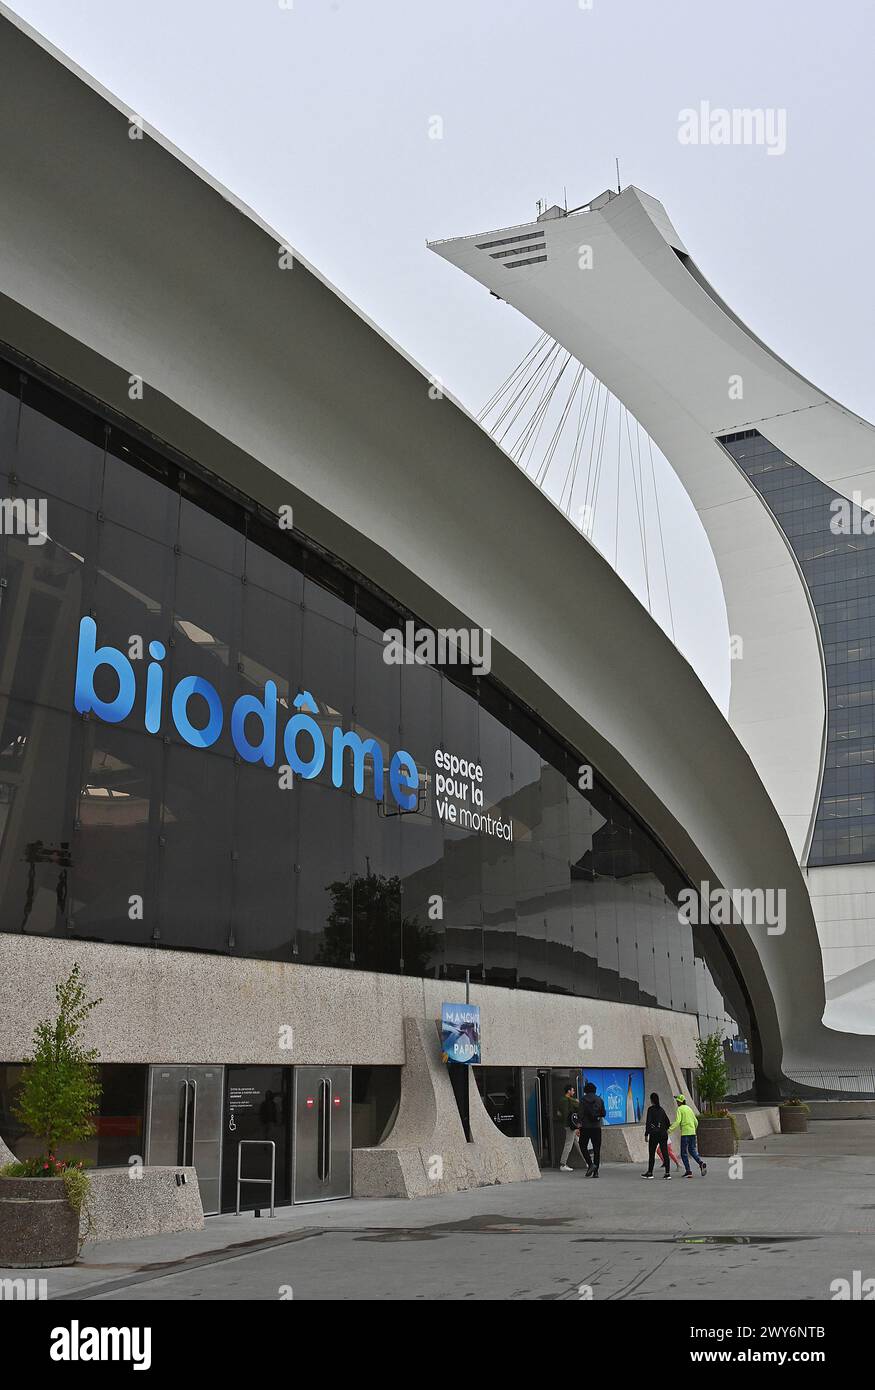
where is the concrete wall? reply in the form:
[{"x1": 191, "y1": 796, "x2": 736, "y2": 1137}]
[
  {"x1": 808, "y1": 863, "x2": 875, "y2": 1034},
  {"x1": 0, "y1": 935, "x2": 699, "y2": 1071},
  {"x1": 82, "y1": 1166, "x2": 203, "y2": 1244}
]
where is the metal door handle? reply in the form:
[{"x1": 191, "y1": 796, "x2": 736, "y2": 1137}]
[
  {"x1": 189, "y1": 1079, "x2": 198, "y2": 1166},
  {"x1": 325, "y1": 1079, "x2": 332, "y2": 1184},
  {"x1": 535, "y1": 1079, "x2": 544, "y2": 1156},
  {"x1": 179, "y1": 1080, "x2": 190, "y2": 1166}
]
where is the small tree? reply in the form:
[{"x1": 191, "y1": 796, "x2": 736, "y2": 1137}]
[
  {"x1": 13, "y1": 963, "x2": 102, "y2": 1162},
  {"x1": 695, "y1": 1032, "x2": 730, "y2": 1115}
]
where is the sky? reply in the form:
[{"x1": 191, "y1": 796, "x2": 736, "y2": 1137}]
[{"x1": 6, "y1": 0, "x2": 875, "y2": 711}]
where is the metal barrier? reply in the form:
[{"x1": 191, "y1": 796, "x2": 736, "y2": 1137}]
[
  {"x1": 235, "y1": 1139, "x2": 276, "y2": 1217},
  {"x1": 783, "y1": 1068, "x2": 875, "y2": 1097}
]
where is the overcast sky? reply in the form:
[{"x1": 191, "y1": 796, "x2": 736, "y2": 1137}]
[{"x1": 7, "y1": 0, "x2": 875, "y2": 711}]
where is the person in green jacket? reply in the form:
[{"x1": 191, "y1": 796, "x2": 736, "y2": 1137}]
[{"x1": 668, "y1": 1094, "x2": 707, "y2": 1178}]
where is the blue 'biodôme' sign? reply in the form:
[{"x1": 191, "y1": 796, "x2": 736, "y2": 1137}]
[{"x1": 73, "y1": 616, "x2": 420, "y2": 809}]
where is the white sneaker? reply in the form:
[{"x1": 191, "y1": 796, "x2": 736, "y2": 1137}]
[{"x1": 559, "y1": 1165, "x2": 573, "y2": 1172}]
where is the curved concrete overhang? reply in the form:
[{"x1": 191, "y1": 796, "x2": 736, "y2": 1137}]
[
  {"x1": 0, "y1": 8, "x2": 872, "y2": 1078},
  {"x1": 429, "y1": 187, "x2": 875, "y2": 872}
]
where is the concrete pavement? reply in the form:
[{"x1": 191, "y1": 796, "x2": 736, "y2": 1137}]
[{"x1": 3, "y1": 1119, "x2": 874, "y2": 1301}]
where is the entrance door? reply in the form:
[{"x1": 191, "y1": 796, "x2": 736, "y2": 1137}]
[
  {"x1": 221, "y1": 1066, "x2": 291, "y2": 1213},
  {"x1": 549, "y1": 1068, "x2": 582, "y2": 1169},
  {"x1": 293, "y1": 1066, "x2": 351, "y2": 1203},
  {"x1": 147, "y1": 1065, "x2": 224, "y2": 1215},
  {"x1": 521, "y1": 1067, "x2": 553, "y2": 1168}
]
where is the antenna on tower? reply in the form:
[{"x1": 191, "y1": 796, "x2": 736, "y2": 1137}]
[{"x1": 615, "y1": 158, "x2": 621, "y2": 194}]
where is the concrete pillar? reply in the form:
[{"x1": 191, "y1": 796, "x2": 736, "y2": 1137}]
[{"x1": 353, "y1": 1016, "x2": 540, "y2": 1198}]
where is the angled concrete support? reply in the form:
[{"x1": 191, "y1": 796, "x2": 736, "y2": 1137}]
[
  {"x1": 644, "y1": 1034, "x2": 688, "y2": 1108},
  {"x1": 353, "y1": 1017, "x2": 540, "y2": 1198},
  {"x1": 730, "y1": 1107, "x2": 780, "y2": 1140}
]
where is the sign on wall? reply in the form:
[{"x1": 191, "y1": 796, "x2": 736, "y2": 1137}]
[
  {"x1": 580, "y1": 1068, "x2": 645, "y2": 1125},
  {"x1": 441, "y1": 1003, "x2": 481, "y2": 1064}
]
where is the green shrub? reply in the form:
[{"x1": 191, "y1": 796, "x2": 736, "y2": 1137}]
[
  {"x1": 695, "y1": 1032, "x2": 730, "y2": 1114},
  {"x1": 10, "y1": 964, "x2": 102, "y2": 1202}
]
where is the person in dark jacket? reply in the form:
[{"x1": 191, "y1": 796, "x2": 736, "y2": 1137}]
[
  {"x1": 642, "y1": 1091, "x2": 672, "y2": 1179},
  {"x1": 578, "y1": 1081, "x2": 606, "y2": 1177}
]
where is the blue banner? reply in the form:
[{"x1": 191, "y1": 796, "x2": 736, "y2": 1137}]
[
  {"x1": 441, "y1": 1003, "x2": 481, "y2": 1064},
  {"x1": 580, "y1": 1068, "x2": 645, "y2": 1125}
]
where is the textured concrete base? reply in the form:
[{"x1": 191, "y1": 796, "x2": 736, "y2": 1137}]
[
  {"x1": 731, "y1": 1106, "x2": 780, "y2": 1140},
  {"x1": 81, "y1": 1166, "x2": 204, "y2": 1244},
  {"x1": 599, "y1": 1126, "x2": 648, "y2": 1163},
  {"x1": 353, "y1": 1018, "x2": 541, "y2": 1198},
  {"x1": 807, "y1": 1100, "x2": 875, "y2": 1120},
  {"x1": 0, "y1": 1133, "x2": 16, "y2": 1168}
]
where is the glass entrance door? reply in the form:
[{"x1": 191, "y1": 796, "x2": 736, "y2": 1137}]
[
  {"x1": 292, "y1": 1066, "x2": 352, "y2": 1203},
  {"x1": 146, "y1": 1065, "x2": 224, "y2": 1215},
  {"x1": 521, "y1": 1067, "x2": 553, "y2": 1168}
]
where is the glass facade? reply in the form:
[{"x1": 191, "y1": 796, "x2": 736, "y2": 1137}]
[
  {"x1": 0, "y1": 351, "x2": 749, "y2": 1038},
  {"x1": 0, "y1": 1062, "x2": 147, "y2": 1167},
  {"x1": 720, "y1": 428, "x2": 875, "y2": 866}
]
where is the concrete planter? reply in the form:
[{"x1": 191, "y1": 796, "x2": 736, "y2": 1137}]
[
  {"x1": 695, "y1": 1115, "x2": 735, "y2": 1157},
  {"x1": 779, "y1": 1107, "x2": 809, "y2": 1134},
  {"x1": 0, "y1": 1176, "x2": 80, "y2": 1268}
]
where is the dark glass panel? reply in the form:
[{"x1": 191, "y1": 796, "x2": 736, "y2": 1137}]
[
  {"x1": 102, "y1": 442, "x2": 178, "y2": 545},
  {"x1": 158, "y1": 741, "x2": 234, "y2": 951},
  {"x1": 351, "y1": 1066, "x2": 401, "y2": 1147},
  {"x1": 15, "y1": 395, "x2": 103, "y2": 513},
  {"x1": 229, "y1": 759, "x2": 296, "y2": 961},
  {"x1": 0, "y1": 703, "x2": 77, "y2": 934},
  {"x1": 297, "y1": 782, "x2": 353, "y2": 967},
  {"x1": 72, "y1": 721, "x2": 161, "y2": 942}
]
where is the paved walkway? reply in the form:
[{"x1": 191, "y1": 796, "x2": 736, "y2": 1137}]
[{"x1": 4, "y1": 1119, "x2": 874, "y2": 1300}]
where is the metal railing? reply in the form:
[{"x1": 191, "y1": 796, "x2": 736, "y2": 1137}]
[
  {"x1": 235, "y1": 1140, "x2": 276, "y2": 1217},
  {"x1": 783, "y1": 1068, "x2": 875, "y2": 1097}
]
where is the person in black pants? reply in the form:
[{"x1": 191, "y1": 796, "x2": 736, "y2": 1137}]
[
  {"x1": 578, "y1": 1081, "x2": 606, "y2": 1177},
  {"x1": 642, "y1": 1091, "x2": 672, "y2": 1179}
]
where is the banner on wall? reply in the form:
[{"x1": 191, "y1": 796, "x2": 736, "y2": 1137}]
[
  {"x1": 440, "y1": 1003, "x2": 481, "y2": 1064},
  {"x1": 580, "y1": 1068, "x2": 645, "y2": 1125}
]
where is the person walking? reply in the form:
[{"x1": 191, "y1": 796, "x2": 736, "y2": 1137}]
[
  {"x1": 642, "y1": 1091, "x2": 672, "y2": 1180},
  {"x1": 578, "y1": 1081, "x2": 606, "y2": 1178},
  {"x1": 556, "y1": 1084, "x2": 586, "y2": 1172},
  {"x1": 668, "y1": 1093, "x2": 707, "y2": 1177}
]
